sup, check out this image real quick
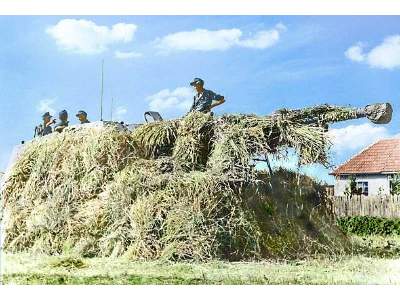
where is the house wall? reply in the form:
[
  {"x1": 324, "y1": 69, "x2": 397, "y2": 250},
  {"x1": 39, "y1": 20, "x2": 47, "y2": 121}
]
[{"x1": 334, "y1": 174, "x2": 391, "y2": 196}]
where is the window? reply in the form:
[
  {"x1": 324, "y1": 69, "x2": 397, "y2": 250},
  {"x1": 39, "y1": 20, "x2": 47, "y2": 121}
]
[{"x1": 356, "y1": 181, "x2": 368, "y2": 196}]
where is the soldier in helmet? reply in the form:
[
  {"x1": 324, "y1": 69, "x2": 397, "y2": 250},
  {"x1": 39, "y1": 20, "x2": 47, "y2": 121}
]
[
  {"x1": 189, "y1": 78, "x2": 225, "y2": 113},
  {"x1": 54, "y1": 110, "x2": 69, "y2": 133},
  {"x1": 76, "y1": 110, "x2": 90, "y2": 124}
]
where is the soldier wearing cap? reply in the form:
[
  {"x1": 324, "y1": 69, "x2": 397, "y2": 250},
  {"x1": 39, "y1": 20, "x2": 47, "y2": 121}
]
[
  {"x1": 76, "y1": 110, "x2": 90, "y2": 124},
  {"x1": 40, "y1": 112, "x2": 55, "y2": 136},
  {"x1": 189, "y1": 78, "x2": 225, "y2": 113},
  {"x1": 54, "y1": 110, "x2": 69, "y2": 133}
]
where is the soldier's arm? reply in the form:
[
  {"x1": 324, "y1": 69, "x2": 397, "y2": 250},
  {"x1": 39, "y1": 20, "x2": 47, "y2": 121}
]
[
  {"x1": 210, "y1": 92, "x2": 225, "y2": 109},
  {"x1": 54, "y1": 125, "x2": 67, "y2": 133},
  {"x1": 45, "y1": 119, "x2": 56, "y2": 127}
]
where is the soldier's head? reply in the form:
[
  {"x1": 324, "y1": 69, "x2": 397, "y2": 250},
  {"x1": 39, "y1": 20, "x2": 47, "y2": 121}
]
[
  {"x1": 42, "y1": 112, "x2": 52, "y2": 123},
  {"x1": 59, "y1": 110, "x2": 68, "y2": 122},
  {"x1": 76, "y1": 110, "x2": 88, "y2": 123},
  {"x1": 190, "y1": 78, "x2": 204, "y2": 93}
]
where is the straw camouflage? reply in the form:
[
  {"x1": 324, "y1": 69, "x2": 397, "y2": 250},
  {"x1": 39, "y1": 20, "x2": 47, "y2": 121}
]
[{"x1": 1, "y1": 102, "x2": 392, "y2": 260}]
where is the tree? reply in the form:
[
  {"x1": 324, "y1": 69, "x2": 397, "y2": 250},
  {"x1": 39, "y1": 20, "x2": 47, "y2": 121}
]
[
  {"x1": 344, "y1": 175, "x2": 358, "y2": 197},
  {"x1": 390, "y1": 173, "x2": 400, "y2": 195}
]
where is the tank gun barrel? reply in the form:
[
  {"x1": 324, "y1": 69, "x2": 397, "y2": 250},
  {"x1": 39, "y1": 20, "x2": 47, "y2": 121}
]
[{"x1": 273, "y1": 102, "x2": 392, "y2": 126}]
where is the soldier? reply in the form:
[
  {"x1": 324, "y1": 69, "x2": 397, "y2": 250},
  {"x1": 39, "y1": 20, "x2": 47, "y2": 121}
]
[
  {"x1": 189, "y1": 78, "x2": 225, "y2": 113},
  {"x1": 76, "y1": 110, "x2": 90, "y2": 124},
  {"x1": 35, "y1": 112, "x2": 55, "y2": 137},
  {"x1": 54, "y1": 110, "x2": 69, "y2": 133}
]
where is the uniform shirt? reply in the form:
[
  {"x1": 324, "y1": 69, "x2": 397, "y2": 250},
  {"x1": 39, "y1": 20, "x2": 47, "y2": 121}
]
[
  {"x1": 191, "y1": 89, "x2": 223, "y2": 113},
  {"x1": 54, "y1": 120, "x2": 69, "y2": 132},
  {"x1": 80, "y1": 120, "x2": 90, "y2": 124},
  {"x1": 42, "y1": 124, "x2": 52, "y2": 136}
]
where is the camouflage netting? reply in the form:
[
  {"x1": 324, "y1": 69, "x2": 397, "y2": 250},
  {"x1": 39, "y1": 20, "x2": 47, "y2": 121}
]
[{"x1": 0, "y1": 110, "x2": 351, "y2": 261}]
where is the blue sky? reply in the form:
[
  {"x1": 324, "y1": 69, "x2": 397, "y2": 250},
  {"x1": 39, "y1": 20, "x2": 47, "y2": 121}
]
[{"x1": 0, "y1": 16, "x2": 399, "y2": 183}]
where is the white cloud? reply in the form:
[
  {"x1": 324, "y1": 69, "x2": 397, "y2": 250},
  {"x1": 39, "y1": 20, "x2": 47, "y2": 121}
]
[
  {"x1": 238, "y1": 30, "x2": 280, "y2": 49},
  {"x1": 114, "y1": 106, "x2": 128, "y2": 121},
  {"x1": 328, "y1": 123, "x2": 390, "y2": 154},
  {"x1": 345, "y1": 43, "x2": 365, "y2": 62},
  {"x1": 368, "y1": 35, "x2": 400, "y2": 69},
  {"x1": 37, "y1": 98, "x2": 56, "y2": 115},
  {"x1": 146, "y1": 87, "x2": 193, "y2": 116},
  {"x1": 155, "y1": 23, "x2": 285, "y2": 52},
  {"x1": 345, "y1": 35, "x2": 400, "y2": 69},
  {"x1": 46, "y1": 19, "x2": 137, "y2": 54},
  {"x1": 275, "y1": 22, "x2": 287, "y2": 32},
  {"x1": 114, "y1": 50, "x2": 143, "y2": 59},
  {"x1": 157, "y1": 29, "x2": 242, "y2": 52}
]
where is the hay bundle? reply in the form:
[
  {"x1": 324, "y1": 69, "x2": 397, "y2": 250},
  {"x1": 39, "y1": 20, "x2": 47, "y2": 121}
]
[
  {"x1": 104, "y1": 169, "x2": 261, "y2": 260},
  {"x1": 172, "y1": 112, "x2": 213, "y2": 171},
  {"x1": 207, "y1": 113, "x2": 329, "y2": 178},
  {"x1": 1, "y1": 110, "x2": 350, "y2": 261},
  {"x1": 1, "y1": 125, "x2": 133, "y2": 254},
  {"x1": 131, "y1": 120, "x2": 178, "y2": 158}
]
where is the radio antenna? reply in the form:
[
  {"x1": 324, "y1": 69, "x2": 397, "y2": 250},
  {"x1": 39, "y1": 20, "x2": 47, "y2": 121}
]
[{"x1": 100, "y1": 59, "x2": 104, "y2": 121}]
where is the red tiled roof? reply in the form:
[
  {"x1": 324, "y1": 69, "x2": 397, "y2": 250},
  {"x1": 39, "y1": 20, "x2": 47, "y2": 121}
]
[{"x1": 331, "y1": 138, "x2": 400, "y2": 175}]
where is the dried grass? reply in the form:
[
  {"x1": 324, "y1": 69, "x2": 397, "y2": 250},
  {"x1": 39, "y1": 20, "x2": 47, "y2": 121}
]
[{"x1": 1, "y1": 109, "x2": 352, "y2": 261}]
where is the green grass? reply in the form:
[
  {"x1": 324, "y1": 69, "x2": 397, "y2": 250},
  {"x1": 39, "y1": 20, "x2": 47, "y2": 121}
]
[{"x1": 2, "y1": 235, "x2": 400, "y2": 285}]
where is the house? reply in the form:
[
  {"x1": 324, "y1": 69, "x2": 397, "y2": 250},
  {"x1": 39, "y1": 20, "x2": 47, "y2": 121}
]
[{"x1": 331, "y1": 138, "x2": 400, "y2": 196}]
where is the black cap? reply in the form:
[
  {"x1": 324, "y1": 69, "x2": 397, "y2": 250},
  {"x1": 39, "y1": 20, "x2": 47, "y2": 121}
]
[
  {"x1": 76, "y1": 110, "x2": 87, "y2": 117},
  {"x1": 190, "y1": 78, "x2": 204, "y2": 86},
  {"x1": 42, "y1": 112, "x2": 52, "y2": 119},
  {"x1": 59, "y1": 110, "x2": 68, "y2": 117}
]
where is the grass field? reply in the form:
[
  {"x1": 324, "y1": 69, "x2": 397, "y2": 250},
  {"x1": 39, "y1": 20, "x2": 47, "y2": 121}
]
[{"x1": 2, "y1": 235, "x2": 400, "y2": 285}]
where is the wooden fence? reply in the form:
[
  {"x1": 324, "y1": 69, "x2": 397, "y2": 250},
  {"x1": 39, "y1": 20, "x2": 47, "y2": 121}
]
[{"x1": 328, "y1": 195, "x2": 400, "y2": 218}]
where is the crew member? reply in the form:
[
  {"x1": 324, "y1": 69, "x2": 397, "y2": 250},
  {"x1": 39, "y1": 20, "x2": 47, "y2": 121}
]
[
  {"x1": 54, "y1": 110, "x2": 69, "y2": 133},
  {"x1": 40, "y1": 112, "x2": 54, "y2": 136},
  {"x1": 76, "y1": 110, "x2": 90, "y2": 124},
  {"x1": 189, "y1": 78, "x2": 225, "y2": 113}
]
